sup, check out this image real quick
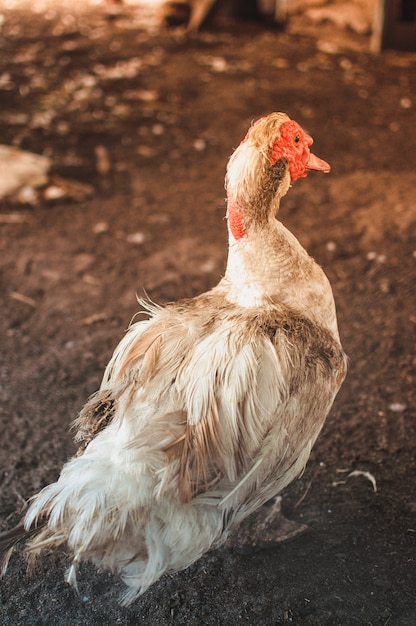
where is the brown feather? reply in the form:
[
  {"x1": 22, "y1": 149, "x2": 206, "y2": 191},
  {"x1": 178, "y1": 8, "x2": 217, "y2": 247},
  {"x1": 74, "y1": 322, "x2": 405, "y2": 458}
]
[
  {"x1": 74, "y1": 388, "x2": 118, "y2": 452},
  {"x1": 179, "y1": 398, "x2": 226, "y2": 503},
  {"x1": 0, "y1": 524, "x2": 32, "y2": 554},
  {"x1": 0, "y1": 522, "x2": 47, "y2": 576},
  {"x1": 117, "y1": 323, "x2": 165, "y2": 381}
]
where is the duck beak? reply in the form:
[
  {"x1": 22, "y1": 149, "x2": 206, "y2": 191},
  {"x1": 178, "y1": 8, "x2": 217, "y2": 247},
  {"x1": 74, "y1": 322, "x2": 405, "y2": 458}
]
[{"x1": 306, "y1": 151, "x2": 331, "y2": 173}]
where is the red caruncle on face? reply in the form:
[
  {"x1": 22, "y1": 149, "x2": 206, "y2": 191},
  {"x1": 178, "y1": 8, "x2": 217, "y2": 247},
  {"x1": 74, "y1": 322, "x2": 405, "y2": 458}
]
[{"x1": 270, "y1": 120, "x2": 314, "y2": 182}]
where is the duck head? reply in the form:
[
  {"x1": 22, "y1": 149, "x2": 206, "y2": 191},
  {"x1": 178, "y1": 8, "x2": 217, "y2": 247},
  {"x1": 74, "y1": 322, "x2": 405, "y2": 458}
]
[{"x1": 225, "y1": 112, "x2": 330, "y2": 241}]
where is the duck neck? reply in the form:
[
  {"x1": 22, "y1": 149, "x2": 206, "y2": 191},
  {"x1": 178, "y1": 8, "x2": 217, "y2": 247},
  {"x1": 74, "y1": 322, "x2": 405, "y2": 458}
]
[
  {"x1": 224, "y1": 197, "x2": 306, "y2": 305},
  {"x1": 222, "y1": 199, "x2": 340, "y2": 339}
]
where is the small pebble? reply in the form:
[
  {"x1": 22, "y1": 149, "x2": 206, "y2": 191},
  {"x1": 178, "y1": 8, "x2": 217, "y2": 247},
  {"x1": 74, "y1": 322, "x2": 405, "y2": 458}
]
[
  {"x1": 193, "y1": 138, "x2": 206, "y2": 152},
  {"x1": 388, "y1": 402, "x2": 407, "y2": 412},
  {"x1": 210, "y1": 57, "x2": 227, "y2": 72},
  {"x1": 199, "y1": 259, "x2": 216, "y2": 273},
  {"x1": 43, "y1": 185, "x2": 65, "y2": 200},
  {"x1": 93, "y1": 221, "x2": 109, "y2": 234},
  {"x1": 400, "y1": 97, "x2": 412, "y2": 109},
  {"x1": 126, "y1": 231, "x2": 146, "y2": 244},
  {"x1": 152, "y1": 124, "x2": 164, "y2": 136},
  {"x1": 366, "y1": 251, "x2": 386, "y2": 263}
]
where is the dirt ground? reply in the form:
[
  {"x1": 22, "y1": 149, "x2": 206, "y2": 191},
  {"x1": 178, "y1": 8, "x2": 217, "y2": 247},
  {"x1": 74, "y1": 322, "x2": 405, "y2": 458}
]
[{"x1": 0, "y1": 2, "x2": 415, "y2": 625}]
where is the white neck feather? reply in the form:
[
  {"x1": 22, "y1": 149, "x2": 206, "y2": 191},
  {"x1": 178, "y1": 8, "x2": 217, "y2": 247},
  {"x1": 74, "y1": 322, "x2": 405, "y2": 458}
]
[{"x1": 222, "y1": 219, "x2": 340, "y2": 339}]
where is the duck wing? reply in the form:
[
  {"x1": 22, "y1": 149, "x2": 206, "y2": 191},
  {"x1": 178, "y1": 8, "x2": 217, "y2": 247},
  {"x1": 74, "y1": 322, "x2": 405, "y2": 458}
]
[{"x1": 75, "y1": 295, "x2": 346, "y2": 507}]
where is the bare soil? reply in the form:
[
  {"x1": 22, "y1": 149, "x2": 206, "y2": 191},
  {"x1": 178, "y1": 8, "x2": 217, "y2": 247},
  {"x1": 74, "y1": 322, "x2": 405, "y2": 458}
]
[{"x1": 0, "y1": 3, "x2": 415, "y2": 625}]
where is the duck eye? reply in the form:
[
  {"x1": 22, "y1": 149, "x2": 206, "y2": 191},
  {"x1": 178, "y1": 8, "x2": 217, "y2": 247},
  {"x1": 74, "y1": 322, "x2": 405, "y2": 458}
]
[{"x1": 294, "y1": 135, "x2": 300, "y2": 144}]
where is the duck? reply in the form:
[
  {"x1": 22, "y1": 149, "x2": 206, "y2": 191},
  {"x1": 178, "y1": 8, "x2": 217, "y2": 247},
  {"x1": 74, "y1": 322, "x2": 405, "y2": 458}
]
[{"x1": 0, "y1": 112, "x2": 347, "y2": 605}]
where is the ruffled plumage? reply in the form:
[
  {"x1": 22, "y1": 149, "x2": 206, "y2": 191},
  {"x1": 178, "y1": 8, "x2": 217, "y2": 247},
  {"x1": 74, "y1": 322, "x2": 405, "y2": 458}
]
[{"x1": 0, "y1": 112, "x2": 347, "y2": 605}]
